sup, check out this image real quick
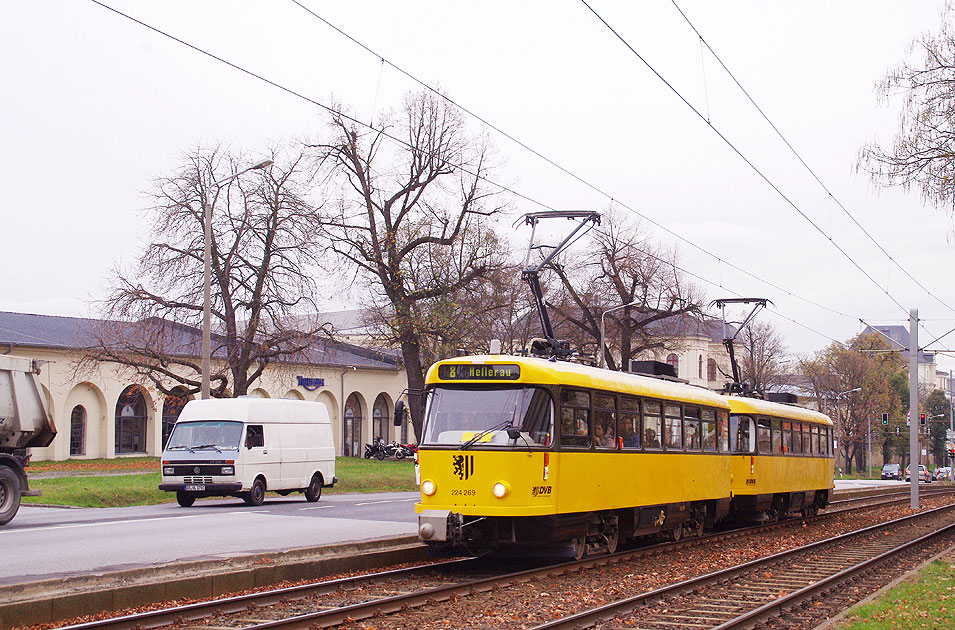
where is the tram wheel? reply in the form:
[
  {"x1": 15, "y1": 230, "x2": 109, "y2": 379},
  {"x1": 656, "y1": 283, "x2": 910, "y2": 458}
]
[
  {"x1": 604, "y1": 526, "x2": 619, "y2": 554},
  {"x1": 671, "y1": 524, "x2": 683, "y2": 542},
  {"x1": 571, "y1": 536, "x2": 587, "y2": 561}
]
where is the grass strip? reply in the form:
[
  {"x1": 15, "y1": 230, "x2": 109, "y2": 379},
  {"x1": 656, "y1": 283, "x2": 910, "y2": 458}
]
[
  {"x1": 838, "y1": 556, "x2": 955, "y2": 629},
  {"x1": 23, "y1": 457, "x2": 417, "y2": 507}
]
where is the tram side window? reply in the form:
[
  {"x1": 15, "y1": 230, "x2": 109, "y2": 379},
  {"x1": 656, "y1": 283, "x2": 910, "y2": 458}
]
[
  {"x1": 826, "y1": 427, "x2": 833, "y2": 456},
  {"x1": 772, "y1": 419, "x2": 782, "y2": 454},
  {"x1": 756, "y1": 418, "x2": 771, "y2": 454},
  {"x1": 791, "y1": 422, "x2": 802, "y2": 455},
  {"x1": 730, "y1": 415, "x2": 754, "y2": 453},
  {"x1": 620, "y1": 397, "x2": 641, "y2": 449},
  {"x1": 643, "y1": 400, "x2": 662, "y2": 449},
  {"x1": 664, "y1": 403, "x2": 683, "y2": 450},
  {"x1": 560, "y1": 389, "x2": 591, "y2": 447},
  {"x1": 701, "y1": 408, "x2": 717, "y2": 452},
  {"x1": 594, "y1": 394, "x2": 617, "y2": 449},
  {"x1": 802, "y1": 423, "x2": 811, "y2": 455},
  {"x1": 684, "y1": 406, "x2": 701, "y2": 451},
  {"x1": 782, "y1": 421, "x2": 793, "y2": 454},
  {"x1": 810, "y1": 424, "x2": 818, "y2": 456},
  {"x1": 717, "y1": 410, "x2": 729, "y2": 451}
]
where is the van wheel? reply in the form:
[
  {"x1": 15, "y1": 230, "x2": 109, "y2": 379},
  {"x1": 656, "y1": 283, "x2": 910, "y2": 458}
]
[
  {"x1": 176, "y1": 491, "x2": 196, "y2": 507},
  {"x1": 0, "y1": 467, "x2": 22, "y2": 526},
  {"x1": 305, "y1": 475, "x2": 323, "y2": 502},
  {"x1": 244, "y1": 479, "x2": 266, "y2": 506}
]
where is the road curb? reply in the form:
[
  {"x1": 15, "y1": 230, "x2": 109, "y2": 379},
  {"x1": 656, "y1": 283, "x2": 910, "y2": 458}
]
[{"x1": 0, "y1": 535, "x2": 427, "y2": 630}]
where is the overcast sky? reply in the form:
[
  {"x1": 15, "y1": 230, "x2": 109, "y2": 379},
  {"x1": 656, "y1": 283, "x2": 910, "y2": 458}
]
[{"x1": 4, "y1": 1, "x2": 954, "y2": 371}]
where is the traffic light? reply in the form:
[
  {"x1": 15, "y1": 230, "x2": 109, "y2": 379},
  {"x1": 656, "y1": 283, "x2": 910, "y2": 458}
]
[
  {"x1": 882, "y1": 412, "x2": 888, "y2": 425},
  {"x1": 920, "y1": 413, "x2": 926, "y2": 425}
]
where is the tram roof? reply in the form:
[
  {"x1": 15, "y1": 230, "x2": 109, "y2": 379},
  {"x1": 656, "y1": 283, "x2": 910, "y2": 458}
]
[
  {"x1": 426, "y1": 355, "x2": 730, "y2": 408},
  {"x1": 726, "y1": 396, "x2": 832, "y2": 425}
]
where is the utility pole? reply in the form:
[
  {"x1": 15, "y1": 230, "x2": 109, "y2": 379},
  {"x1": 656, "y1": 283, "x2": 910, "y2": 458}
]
[
  {"x1": 909, "y1": 309, "x2": 919, "y2": 510},
  {"x1": 867, "y1": 417, "x2": 872, "y2": 479}
]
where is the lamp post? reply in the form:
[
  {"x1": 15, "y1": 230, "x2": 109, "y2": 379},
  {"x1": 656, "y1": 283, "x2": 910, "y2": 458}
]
[
  {"x1": 201, "y1": 159, "x2": 273, "y2": 399},
  {"x1": 598, "y1": 300, "x2": 641, "y2": 370}
]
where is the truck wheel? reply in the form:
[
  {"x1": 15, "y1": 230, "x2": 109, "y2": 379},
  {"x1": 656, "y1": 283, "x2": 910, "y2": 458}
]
[
  {"x1": 244, "y1": 478, "x2": 266, "y2": 506},
  {"x1": 0, "y1": 467, "x2": 21, "y2": 526},
  {"x1": 176, "y1": 491, "x2": 196, "y2": 507},
  {"x1": 304, "y1": 475, "x2": 323, "y2": 502}
]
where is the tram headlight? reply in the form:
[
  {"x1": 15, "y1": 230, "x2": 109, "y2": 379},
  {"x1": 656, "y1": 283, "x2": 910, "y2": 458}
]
[
  {"x1": 492, "y1": 481, "x2": 509, "y2": 498},
  {"x1": 421, "y1": 479, "x2": 436, "y2": 496}
]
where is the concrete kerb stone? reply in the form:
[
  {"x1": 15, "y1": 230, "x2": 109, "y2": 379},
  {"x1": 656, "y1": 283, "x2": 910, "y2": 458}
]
[{"x1": 0, "y1": 535, "x2": 426, "y2": 630}]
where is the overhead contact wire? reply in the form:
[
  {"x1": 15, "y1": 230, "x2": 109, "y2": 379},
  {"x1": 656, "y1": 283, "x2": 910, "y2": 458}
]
[
  {"x1": 289, "y1": 0, "x2": 859, "y2": 324},
  {"x1": 580, "y1": 0, "x2": 909, "y2": 317}
]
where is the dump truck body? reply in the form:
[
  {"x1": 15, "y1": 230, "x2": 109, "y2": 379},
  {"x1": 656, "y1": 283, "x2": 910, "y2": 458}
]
[{"x1": 0, "y1": 355, "x2": 56, "y2": 525}]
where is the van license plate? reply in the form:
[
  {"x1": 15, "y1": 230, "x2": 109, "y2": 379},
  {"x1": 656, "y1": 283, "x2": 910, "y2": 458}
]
[{"x1": 185, "y1": 484, "x2": 205, "y2": 491}]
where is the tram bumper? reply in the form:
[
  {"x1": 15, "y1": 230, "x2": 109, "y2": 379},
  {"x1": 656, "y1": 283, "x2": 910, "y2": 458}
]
[{"x1": 418, "y1": 509, "x2": 462, "y2": 542}]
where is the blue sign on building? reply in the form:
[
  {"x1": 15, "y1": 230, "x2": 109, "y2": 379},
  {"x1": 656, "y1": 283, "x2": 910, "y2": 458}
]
[{"x1": 296, "y1": 376, "x2": 325, "y2": 391}]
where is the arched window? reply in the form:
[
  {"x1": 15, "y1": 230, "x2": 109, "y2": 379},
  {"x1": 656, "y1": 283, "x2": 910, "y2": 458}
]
[
  {"x1": 162, "y1": 388, "x2": 190, "y2": 449},
  {"x1": 115, "y1": 385, "x2": 147, "y2": 454},
  {"x1": 343, "y1": 393, "x2": 362, "y2": 457},
  {"x1": 373, "y1": 394, "x2": 389, "y2": 443},
  {"x1": 666, "y1": 353, "x2": 679, "y2": 375},
  {"x1": 70, "y1": 405, "x2": 86, "y2": 456},
  {"x1": 707, "y1": 358, "x2": 717, "y2": 382},
  {"x1": 698, "y1": 355, "x2": 703, "y2": 379}
]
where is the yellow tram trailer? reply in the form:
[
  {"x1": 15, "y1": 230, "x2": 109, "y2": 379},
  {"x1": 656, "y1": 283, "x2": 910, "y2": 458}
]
[{"x1": 415, "y1": 354, "x2": 834, "y2": 555}]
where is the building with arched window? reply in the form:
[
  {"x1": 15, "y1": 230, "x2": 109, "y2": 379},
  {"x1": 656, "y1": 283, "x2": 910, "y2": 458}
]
[{"x1": 0, "y1": 311, "x2": 412, "y2": 460}]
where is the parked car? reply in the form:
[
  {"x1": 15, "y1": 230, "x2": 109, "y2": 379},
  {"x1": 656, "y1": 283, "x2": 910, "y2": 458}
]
[
  {"x1": 933, "y1": 466, "x2": 951, "y2": 481},
  {"x1": 905, "y1": 464, "x2": 932, "y2": 483},
  {"x1": 881, "y1": 463, "x2": 902, "y2": 480}
]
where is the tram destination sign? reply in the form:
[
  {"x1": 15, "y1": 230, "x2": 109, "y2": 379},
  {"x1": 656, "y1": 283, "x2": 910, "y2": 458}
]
[{"x1": 438, "y1": 364, "x2": 520, "y2": 381}]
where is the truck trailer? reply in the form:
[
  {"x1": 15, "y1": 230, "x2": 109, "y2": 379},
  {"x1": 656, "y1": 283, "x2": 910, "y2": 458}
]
[{"x1": 0, "y1": 355, "x2": 56, "y2": 525}]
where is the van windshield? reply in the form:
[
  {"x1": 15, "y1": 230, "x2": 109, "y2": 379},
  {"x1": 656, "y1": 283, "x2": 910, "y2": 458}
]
[
  {"x1": 422, "y1": 386, "x2": 553, "y2": 448},
  {"x1": 166, "y1": 421, "x2": 243, "y2": 451}
]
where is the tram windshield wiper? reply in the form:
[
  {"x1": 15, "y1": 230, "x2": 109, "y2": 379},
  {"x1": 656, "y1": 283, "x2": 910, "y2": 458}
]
[{"x1": 460, "y1": 421, "x2": 514, "y2": 450}]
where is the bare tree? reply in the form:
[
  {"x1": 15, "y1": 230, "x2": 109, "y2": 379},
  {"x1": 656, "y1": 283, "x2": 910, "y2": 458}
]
[
  {"x1": 311, "y1": 91, "x2": 506, "y2": 436},
  {"x1": 801, "y1": 333, "x2": 903, "y2": 474},
  {"x1": 857, "y1": 2, "x2": 955, "y2": 221},
  {"x1": 546, "y1": 210, "x2": 705, "y2": 369},
  {"x1": 736, "y1": 320, "x2": 789, "y2": 395},
  {"x1": 83, "y1": 145, "x2": 328, "y2": 397}
]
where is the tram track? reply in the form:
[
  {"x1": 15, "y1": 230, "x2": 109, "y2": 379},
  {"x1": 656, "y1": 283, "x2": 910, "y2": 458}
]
[
  {"x1": 46, "y1": 489, "x2": 955, "y2": 630},
  {"x1": 531, "y1": 502, "x2": 955, "y2": 629}
]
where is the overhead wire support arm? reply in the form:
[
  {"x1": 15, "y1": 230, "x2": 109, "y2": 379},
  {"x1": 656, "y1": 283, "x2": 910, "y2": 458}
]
[
  {"x1": 518, "y1": 211, "x2": 601, "y2": 358},
  {"x1": 710, "y1": 297, "x2": 773, "y2": 396}
]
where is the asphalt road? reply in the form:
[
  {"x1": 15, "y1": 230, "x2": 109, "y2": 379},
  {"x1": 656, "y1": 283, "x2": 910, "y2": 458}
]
[{"x1": 0, "y1": 492, "x2": 420, "y2": 586}]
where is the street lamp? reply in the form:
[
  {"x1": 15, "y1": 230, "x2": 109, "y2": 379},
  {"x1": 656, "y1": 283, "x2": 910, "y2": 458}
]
[
  {"x1": 201, "y1": 158, "x2": 273, "y2": 399},
  {"x1": 599, "y1": 300, "x2": 640, "y2": 369}
]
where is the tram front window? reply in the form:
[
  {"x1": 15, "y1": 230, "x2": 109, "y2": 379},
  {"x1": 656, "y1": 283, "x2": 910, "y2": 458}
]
[{"x1": 422, "y1": 386, "x2": 554, "y2": 447}]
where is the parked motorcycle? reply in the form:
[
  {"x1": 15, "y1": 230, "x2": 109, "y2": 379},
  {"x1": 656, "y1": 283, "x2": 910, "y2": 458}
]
[
  {"x1": 393, "y1": 442, "x2": 417, "y2": 459},
  {"x1": 363, "y1": 437, "x2": 387, "y2": 460}
]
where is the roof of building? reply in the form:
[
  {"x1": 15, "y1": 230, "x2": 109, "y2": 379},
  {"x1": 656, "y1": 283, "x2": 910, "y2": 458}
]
[
  {"x1": 862, "y1": 325, "x2": 934, "y2": 364},
  {"x1": 0, "y1": 311, "x2": 400, "y2": 370}
]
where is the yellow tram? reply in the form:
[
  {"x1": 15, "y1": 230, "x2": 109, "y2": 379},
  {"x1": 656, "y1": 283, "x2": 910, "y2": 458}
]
[{"x1": 414, "y1": 354, "x2": 834, "y2": 557}]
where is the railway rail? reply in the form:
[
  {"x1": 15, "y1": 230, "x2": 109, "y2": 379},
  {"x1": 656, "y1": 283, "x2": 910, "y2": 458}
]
[
  {"x1": 51, "y1": 489, "x2": 955, "y2": 630},
  {"x1": 532, "y1": 502, "x2": 955, "y2": 629}
]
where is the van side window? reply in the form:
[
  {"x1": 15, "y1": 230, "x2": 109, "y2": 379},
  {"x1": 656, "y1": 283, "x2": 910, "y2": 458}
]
[{"x1": 246, "y1": 425, "x2": 264, "y2": 448}]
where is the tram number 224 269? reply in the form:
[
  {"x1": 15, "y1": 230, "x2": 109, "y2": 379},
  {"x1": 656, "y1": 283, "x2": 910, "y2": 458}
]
[{"x1": 451, "y1": 489, "x2": 476, "y2": 496}]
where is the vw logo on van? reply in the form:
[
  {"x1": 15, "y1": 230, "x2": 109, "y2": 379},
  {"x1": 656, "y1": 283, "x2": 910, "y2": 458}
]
[{"x1": 194, "y1": 467, "x2": 200, "y2": 474}]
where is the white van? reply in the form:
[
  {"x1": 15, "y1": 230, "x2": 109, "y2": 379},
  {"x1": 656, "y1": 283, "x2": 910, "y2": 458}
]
[{"x1": 159, "y1": 398, "x2": 336, "y2": 507}]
